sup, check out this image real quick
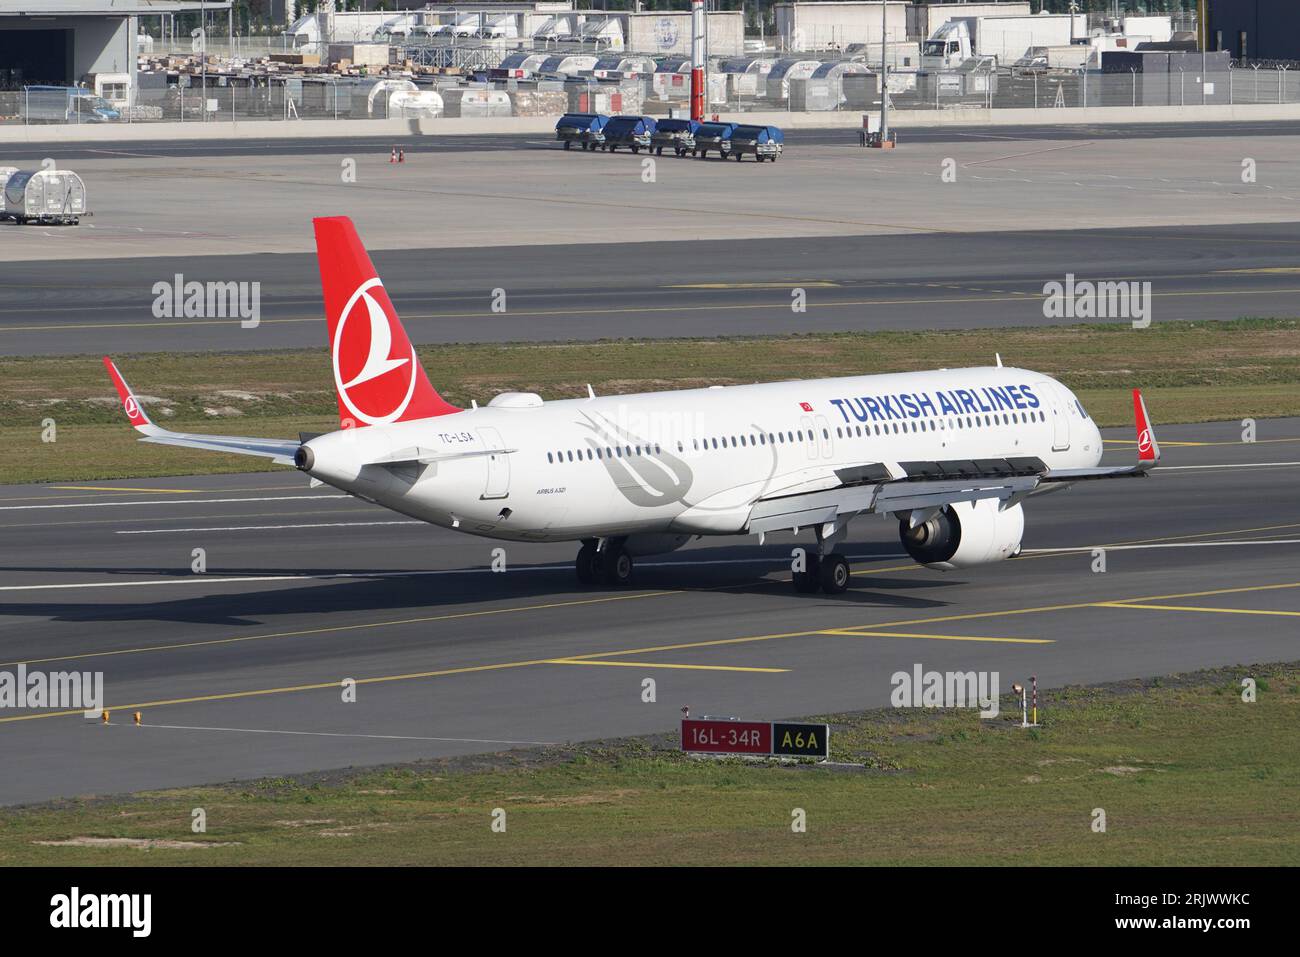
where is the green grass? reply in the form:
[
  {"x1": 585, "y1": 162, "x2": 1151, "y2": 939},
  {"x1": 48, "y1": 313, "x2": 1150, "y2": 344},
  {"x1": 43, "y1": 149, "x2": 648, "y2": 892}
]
[
  {"x1": 2, "y1": 663, "x2": 1296, "y2": 866},
  {"x1": 4, "y1": 318, "x2": 1298, "y2": 485}
]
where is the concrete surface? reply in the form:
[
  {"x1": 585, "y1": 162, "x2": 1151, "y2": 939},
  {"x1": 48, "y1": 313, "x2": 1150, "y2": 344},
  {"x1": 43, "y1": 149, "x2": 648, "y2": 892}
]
[{"x1": 2, "y1": 128, "x2": 1298, "y2": 264}]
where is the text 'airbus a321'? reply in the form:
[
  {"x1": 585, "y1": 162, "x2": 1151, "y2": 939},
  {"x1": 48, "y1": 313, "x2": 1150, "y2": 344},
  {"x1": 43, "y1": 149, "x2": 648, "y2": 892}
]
[{"x1": 105, "y1": 216, "x2": 1160, "y2": 594}]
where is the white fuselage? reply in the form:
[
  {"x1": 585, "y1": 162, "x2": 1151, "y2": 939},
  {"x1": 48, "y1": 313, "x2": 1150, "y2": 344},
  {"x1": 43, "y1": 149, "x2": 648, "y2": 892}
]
[{"x1": 303, "y1": 366, "x2": 1103, "y2": 544}]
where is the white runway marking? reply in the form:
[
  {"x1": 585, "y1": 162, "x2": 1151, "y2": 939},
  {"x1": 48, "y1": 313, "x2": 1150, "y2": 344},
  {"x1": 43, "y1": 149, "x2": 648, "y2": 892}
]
[
  {"x1": 127, "y1": 723, "x2": 555, "y2": 745},
  {"x1": 1159, "y1": 462, "x2": 1300, "y2": 471},
  {"x1": 0, "y1": 554, "x2": 895, "y2": 592},
  {"x1": 0, "y1": 494, "x2": 347, "y2": 511},
  {"x1": 1024, "y1": 539, "x2": 1300, "y2": 554},
  {"x1": 118, "y1": 520, "x2": 420, "y2": 534}
]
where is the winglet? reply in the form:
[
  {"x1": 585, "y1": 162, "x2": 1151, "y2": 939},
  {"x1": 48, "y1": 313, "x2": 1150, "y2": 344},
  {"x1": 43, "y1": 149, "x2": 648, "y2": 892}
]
[
  {"x1": 1133, "y1": 388, "x2": 1159, "y2": 468},
  {"x1": 103, "y1": 356, "x2": 153, "y2": 431}
]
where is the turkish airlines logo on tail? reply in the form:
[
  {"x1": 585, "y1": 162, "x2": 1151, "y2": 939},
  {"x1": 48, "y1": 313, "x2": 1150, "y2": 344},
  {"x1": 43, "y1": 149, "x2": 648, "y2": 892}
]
[
  {"x1": 332, "y1": 278, "x2": 417, "y2": 425},
  {"x1": 1137, "y1": 428, "x2": 1153, "y2": 456},
  {"x1": 124, "y1": 396, "x2": 139, "y2": 419}
]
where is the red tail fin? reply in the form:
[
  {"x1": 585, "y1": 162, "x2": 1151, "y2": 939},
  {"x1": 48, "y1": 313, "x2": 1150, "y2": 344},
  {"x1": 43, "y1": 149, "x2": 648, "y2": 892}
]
[{"x1": 313, "y1": 216, "x2": 459, "y2": 427}]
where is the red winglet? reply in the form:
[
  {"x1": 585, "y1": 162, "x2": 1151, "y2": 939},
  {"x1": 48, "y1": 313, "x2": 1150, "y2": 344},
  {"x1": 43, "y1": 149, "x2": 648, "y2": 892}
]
[
  {"x1": 103, "y1": 356, "x2": 152, "y2": 429},
  {"x1": 1133, "y1": 388, "x2": 1159, "y2": 467}
]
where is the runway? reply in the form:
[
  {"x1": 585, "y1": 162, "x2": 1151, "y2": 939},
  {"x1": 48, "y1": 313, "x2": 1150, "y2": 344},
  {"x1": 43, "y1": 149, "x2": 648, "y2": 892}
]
[
  {"x1": 1, "y1": 416, "x2": 1297, "y2": 804},
  {"x1": 5, "y1": 222, "x2": 1300, "y2": 355}
]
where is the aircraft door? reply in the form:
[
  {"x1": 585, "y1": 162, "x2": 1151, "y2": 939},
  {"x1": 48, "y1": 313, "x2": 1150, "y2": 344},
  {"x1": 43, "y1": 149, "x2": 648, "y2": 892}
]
[{"x1": 478, "y1": 427, "x2": 510, "y2": 499}]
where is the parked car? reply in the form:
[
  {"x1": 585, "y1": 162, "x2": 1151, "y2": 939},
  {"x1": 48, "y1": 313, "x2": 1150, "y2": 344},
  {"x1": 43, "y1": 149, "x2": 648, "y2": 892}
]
[
  {"x1": 555, "y1": 112, "x2": 610, "y2": 151},
  {"x1": 650, "y1": 118, "x2": 700, "y2": 156},
  {"x1": 729, "y1": 124, "x2": 785, "y2": 162},
  {"x1": 693, "y1": 121, "x2": 738, "y2": 159},
  {"x1": 601, "y1": 115, "x2": 656, "y2": 153}
]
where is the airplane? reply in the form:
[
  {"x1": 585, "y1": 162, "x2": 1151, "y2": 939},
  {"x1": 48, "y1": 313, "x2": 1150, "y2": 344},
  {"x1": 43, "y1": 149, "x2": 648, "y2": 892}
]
[{"x1": 104, "y1": 215, "x2": 1160, "y2": 594}]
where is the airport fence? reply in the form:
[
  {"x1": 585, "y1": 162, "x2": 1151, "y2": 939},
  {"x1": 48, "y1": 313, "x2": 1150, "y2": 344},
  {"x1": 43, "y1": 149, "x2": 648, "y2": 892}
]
[{"x1": 6, "y1": 64, "x2": 1300, "y2": 127}]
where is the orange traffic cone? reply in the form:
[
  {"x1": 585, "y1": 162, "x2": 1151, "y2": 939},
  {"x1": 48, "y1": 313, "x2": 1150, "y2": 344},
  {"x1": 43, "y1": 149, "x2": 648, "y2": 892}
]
[
  {"x1": 398, "y1": 147, "x2": 405, "y2": 163},
  {"x1": 389, "y1": 147, "x2": 397, "y2": 163}
]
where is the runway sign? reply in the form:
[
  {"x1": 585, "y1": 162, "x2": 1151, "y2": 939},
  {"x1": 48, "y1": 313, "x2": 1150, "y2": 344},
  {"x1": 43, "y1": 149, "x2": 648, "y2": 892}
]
[
  {"x1": 771, "y1": 722, "x2": 830, "y2": 759},
  {"x1": 681, "y1": 719, "x2": 771, "y2": 755},
  {"x1": 681, "y1": 719, "x2": 829, "y2": 758}
]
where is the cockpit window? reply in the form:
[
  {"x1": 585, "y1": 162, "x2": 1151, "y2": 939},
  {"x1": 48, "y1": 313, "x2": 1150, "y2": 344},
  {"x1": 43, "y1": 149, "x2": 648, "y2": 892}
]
[{"x1": 1075, "y1": 399, "x2": 1090, "y2": 419}]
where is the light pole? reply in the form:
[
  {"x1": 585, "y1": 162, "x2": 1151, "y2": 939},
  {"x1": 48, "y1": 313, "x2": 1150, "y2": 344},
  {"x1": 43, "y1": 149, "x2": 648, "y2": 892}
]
[{"x1": 879, "y1": 0, "x2": 888, "y2": 142}]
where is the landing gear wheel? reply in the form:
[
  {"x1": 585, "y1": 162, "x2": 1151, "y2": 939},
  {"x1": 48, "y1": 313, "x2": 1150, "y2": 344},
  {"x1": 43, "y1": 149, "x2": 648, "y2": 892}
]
[
  {"x1": 575, "y1": 541, "x2": 599, "y2": 585},
  {"x1": 564, "y1": 141, "x2": 572, "y2": 150},
  {"x1": 600, "y1": 545, "x2": 634, "y2": 587},
  {"x1": 1010, "y1": 543, "x2": 1023, "y2": 558},
  {"x1": 793, "y1": 554, "x2": 822, "y2": 593},
  {"x1": 819, "y1": 554, "x2": 850, "y2": 594}
]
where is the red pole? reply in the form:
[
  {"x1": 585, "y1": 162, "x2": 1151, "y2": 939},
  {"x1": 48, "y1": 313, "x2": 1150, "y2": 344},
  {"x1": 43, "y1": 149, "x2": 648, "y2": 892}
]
[{"x1": 690, "y1": 0, "x2": 705, "y2": 121}]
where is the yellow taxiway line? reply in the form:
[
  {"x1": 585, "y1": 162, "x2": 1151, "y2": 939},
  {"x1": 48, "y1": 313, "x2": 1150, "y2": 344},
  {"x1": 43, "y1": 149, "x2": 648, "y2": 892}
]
[
  {"x1": 545, "y1": 659, "x2": 788, "y2": 673},
  {"x1": 1096, "y1": 602, "x2": 1300, "y2": 617},
  {"x1": 2, "y1": 581, "x2": 1294, "y2": 726}
]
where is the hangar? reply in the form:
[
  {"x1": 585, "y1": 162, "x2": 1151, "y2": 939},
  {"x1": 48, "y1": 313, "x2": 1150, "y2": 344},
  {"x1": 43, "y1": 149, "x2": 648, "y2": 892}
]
[
  {"x1": 1204, "y1": 0, "x2": 1300, "y2": 62},
  {"x1": 0, "y1": 0, "x2": 231, "y2": 105}
]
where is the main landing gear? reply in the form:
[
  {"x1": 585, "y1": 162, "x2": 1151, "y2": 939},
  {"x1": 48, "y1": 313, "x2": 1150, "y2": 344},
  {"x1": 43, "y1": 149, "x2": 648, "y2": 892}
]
[
  {"x1": 792, "y1": 552, "x2": 850, "y2": 595},
  {"x1": 575, "y1": 537, "x2": 633, "y2": 587},
  {"x1": 791, "y1": 523, "x2": 852, "y2": 595}
]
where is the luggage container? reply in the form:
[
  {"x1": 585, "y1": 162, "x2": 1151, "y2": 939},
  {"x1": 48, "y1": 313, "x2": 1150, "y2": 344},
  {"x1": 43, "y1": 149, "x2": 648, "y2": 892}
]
[
  {"x1": 729, "y1": 124, "x2": 784, "y2": 162},
  {"x1": 650, "y1": 118, "x2": 700, "y2": 156},
  {"x1": 554, "y1": 112, "x2": 610, "y2": 151},
  {"x1": 3, "y1": 169, "x2": 87, "y2": 225},
  {"x1": 693, "y1": 121, "x2": 738, "y2": 159},
  {"x1": 601, "y1": 115, "x2": 656, "y2": 153}
]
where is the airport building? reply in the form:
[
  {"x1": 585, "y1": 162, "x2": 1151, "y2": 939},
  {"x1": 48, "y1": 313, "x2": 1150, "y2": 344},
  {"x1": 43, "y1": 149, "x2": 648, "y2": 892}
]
[
  {"x1": 0, "y1": 0, "x2": 231, "y2": 99},
  {"x1": 1204, "y1": 0, "x2": 1300, "y2": 62}
]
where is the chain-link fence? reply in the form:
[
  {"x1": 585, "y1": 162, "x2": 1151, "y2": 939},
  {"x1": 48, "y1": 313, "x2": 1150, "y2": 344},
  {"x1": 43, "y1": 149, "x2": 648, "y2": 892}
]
[{"x1": 7, "y1": 61, "x2": 1300, "y2": 127}]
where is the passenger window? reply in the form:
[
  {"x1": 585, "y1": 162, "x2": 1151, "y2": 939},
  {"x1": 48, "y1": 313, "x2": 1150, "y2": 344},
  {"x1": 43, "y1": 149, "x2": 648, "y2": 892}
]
[{"x1": 547, "y1": 452, "x2": 553, "y2": 463}]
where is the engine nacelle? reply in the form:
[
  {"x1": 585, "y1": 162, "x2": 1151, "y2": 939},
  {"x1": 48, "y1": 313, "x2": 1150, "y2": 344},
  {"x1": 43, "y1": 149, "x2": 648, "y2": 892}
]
[{"x1": 898, "y1": 499, "x2": 1024, "y2": 570}]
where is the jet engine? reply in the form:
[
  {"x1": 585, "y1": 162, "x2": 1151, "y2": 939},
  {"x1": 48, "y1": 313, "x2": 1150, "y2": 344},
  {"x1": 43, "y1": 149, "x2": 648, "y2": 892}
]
[{"x1": 898, "y1": 499, "x2": 1024, "y2": 570}]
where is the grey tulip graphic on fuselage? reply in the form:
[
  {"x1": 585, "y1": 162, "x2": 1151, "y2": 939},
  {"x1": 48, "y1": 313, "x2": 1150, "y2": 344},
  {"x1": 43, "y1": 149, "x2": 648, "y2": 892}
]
[{"x1": 577, "y1": 411, "x2": 694, "y2": 508}]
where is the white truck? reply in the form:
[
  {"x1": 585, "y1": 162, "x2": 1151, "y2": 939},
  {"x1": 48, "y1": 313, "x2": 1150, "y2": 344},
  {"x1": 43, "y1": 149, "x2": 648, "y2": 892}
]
[{"x1": 921, "y1": 14, "x2": 1085, "y2": 71}]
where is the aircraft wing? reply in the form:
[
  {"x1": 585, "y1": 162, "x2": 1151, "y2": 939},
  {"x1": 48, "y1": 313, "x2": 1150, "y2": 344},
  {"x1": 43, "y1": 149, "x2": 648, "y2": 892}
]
[
  {"x1": 104, "y1": 357, "x2": 301, "y2": 466},
  {"x1": 746, "y1": 389, "x2": 1159, "y2": 535}
]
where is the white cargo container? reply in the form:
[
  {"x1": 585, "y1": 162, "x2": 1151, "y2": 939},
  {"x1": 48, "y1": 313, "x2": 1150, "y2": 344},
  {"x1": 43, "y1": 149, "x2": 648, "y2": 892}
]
[
  {"x1": 3, "y1": 169, "x2": 87, "y2": 225},
  {"x1": 388, "y1": 89, "x2": 445, "y2": 119},
  {"x1": 923, "y1": 13, "x2": 1086, "y2": 70}
]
